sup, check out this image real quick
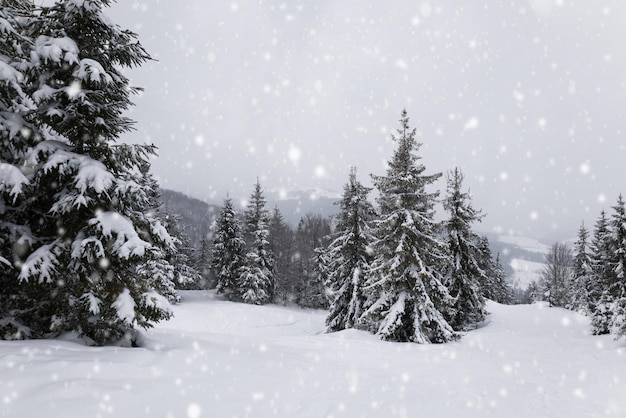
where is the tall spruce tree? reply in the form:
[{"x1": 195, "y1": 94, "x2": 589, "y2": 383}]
[
  {"x1": 570, "y1": 222, "x2": 592, "y2": 313},
  {"x1": 442, "y1": 167, "x2": 487, "y2": 330},
  {"x1": 1, "y1": 1, "x2": 175, "y2": 344},
  {"x1": 608, "y1": 196, "x2": 626, "y2": 338},
  {"x1": 211, "y1": 197, "x2": 246, "y2": 301},
  {"x1": 325, "y1": 168, "x2": 376, "y2": 332},
  {"x1": 268, "y1": 206, "x2": 294, "y2": 303},
  {"x1": 361, "y1": 110, "x2": 456, "y2": 343},
  {"x1": 239, "y1": 180, "x2": 274, "y2": 304},
  {"x1": 0, "y1": 2, "x2": 42, "y2": 339},
  {"x1": 589, "y1": 210, "x2": 612, "y2": 335}
]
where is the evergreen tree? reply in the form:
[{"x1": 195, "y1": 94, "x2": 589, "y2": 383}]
[
  {"x1": 475, "y1": 237, "x2": 513, "y2": 304},
  {"x1": 160, "y1": 209, "x2": 203, "y2": 291},
  {"x1": 442, "y1": 167, "x2": 487, "y2": 330},
  {"x1": 1, "y1": 1, "x2": 174, "y2": 344},
  {"x1": 589, "y1": 210, "x2": 612, "y2": 335},
  {"x1": 239, "y1": 180, "x2": 274, "y2": 304},
  {"x1": 268, "y1": 206, "x2": 295, "y2": 303},
  {"x1": 211, "y1": 197, "x2": 246, "y2": 301},
  {"x1": 0, "y1": 2, "x2": 42, "y2": 339},
  {"x1": 608, "y1": 196, "x2": 626, "y2": 338},
  {"x1": 325, "y1": 168, "x2": 377, "y2": 332},
  {"x1": 570, "y1": 222, "x2": 592, "y2": 313},
  {"x1": 194, "y1": 236, "x2": 213, "y2": 288},
  {"x1": 361, "y1": 110, "x2": 456, "y2": 343}
]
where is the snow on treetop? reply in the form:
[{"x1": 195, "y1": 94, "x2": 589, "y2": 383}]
[
  {"x1": 34, "y1": 36, "x2": 79, "y2": 65},
  {"x1": 90, "y1": 211, "x2": 151, "y2": 259}
]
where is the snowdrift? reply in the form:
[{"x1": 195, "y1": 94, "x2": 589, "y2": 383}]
[{"x1": 1, "y1": 291, "x2": 624, "y2": 417}]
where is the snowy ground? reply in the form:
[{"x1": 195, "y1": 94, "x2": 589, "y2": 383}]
[{"x1": 1, "y1": 291, "x2": 625, "y2": 418}]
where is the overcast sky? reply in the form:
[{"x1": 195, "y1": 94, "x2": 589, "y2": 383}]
[{"x1": 105, "y1": 0, "x2": 626, "y2": 240}]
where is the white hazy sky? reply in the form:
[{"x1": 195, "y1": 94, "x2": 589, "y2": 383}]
[{"x1": 104, "y1": 0, "x2": 626, "y2": 239}]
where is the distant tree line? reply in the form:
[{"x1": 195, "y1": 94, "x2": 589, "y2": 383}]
[{"x1": 524, "y1": 197, "x2": 626, "y2": 339}]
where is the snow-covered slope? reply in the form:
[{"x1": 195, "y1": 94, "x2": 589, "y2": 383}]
[
  {"x1": 1, "y1": 291, "x2": 624, "y2": 417},
  {"x1": 498, "y1": 235, "x2": 551, "y2": 254},
  {"x1": 510, "y1": 258, "x2": 545, "y2": 290}
]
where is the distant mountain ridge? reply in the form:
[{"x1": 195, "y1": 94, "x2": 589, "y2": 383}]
[{"x1": 158, "y1": 188, "x2": 219, "y2": 248}]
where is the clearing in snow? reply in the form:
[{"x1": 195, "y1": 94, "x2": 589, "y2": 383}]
[{"x1": 1, "y1": 291, "x2": 624, "y2": 417}]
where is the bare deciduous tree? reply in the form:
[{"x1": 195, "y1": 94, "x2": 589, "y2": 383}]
[{"x1": 541, "y1": 243, "x2": 573, "y2": 307}]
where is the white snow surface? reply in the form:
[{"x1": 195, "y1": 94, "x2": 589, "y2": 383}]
[{"x1": 1, "y1": 291, "x2": 624, "y2": 417}]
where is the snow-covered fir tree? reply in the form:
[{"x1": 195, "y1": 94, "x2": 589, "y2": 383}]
[
  {"x1": 475, "y1": 237, "x2": 513, "y2": 304},
  {"x1": 1, "y1": 1, "x2": 175, "y2": 344},
  {"x1": 268, "y1": 206, "x2": 295, "y2": 303},
  {"x1": 325, "y1": 168, "x2": 377, "y2": 332},
  {"x1": 570, "y1": 222, "x2": 592, "y2": 313},
  {"x1": 607, "y1": 195, "x2": 626, "y2": 338},
  {"x1": 239, "y1": 180, "x2": 274, "y2": 304},
  {"x1": 160, "y1": 209, "x2": 203, "y2": 291},
  {"x1": 211, "y1": 197, "x2": 246, "y2": 301},
  {"x1": 0, "y1": 2, "x2": 42, "y2": 339},
  {"x1": 360, "y1": 110, "x2": 457, "y2": 343},
  {"x1": 589, "y1": 210, "x2": 612, "y2": 335},
  {"x1": 442, "y1": 167, "x2": 487, "y2": 330}
]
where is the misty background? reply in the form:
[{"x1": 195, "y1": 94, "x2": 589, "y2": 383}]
[{"x1": 104, "y1": 0, "x2": 626, "y2": 240}]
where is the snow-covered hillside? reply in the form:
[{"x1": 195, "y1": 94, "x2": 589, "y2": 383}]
[
  {"x1": 510, "y1": 258, "x2": 545, "y2": 290},
  {"x1": 1, "y1": 291, "x2": 624, "y2": 418},
  {"x1": 498, "y1": 235, "x2": 551, "y2": 254}
]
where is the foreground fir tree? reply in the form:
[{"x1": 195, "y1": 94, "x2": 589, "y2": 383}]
[
  {"x1": 239, "y1": 180, "x2": 274, "y2": 304},
  {"x1": 325, "y1": 168, "x2": 377, "y2": 332},
  {"x1": 442, "y1": 168, "x2": 487, "y2": 330},
  {"x1": 1, "y1": 1, "x2": 175, "y2": 344},
  {"x1": 211, "y1": 197, "x2": 246, "y2": 301},
  {"x1": 361, "y1": 110, "x2": 457, "y2": 343},
  {"x1": 0, "y1": 3, "x2": 42, "y2": 338}
]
